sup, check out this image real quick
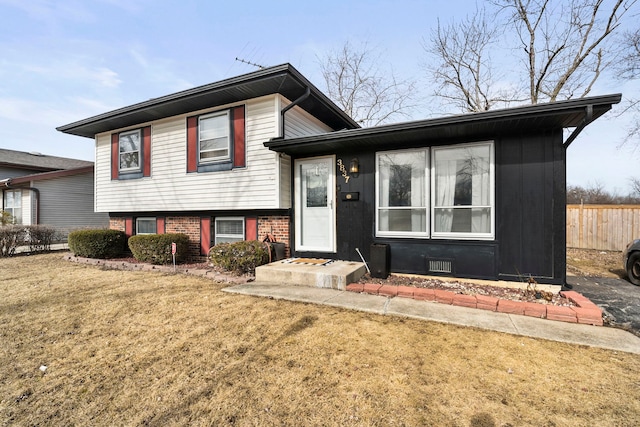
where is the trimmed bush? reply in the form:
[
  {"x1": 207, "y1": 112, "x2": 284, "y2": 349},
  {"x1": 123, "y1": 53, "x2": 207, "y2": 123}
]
[
  {"x1": 25, "y1": 225, "x2": 57, "y2": 252},
  {"x1": 0, "y1": 225, "x2": 26, "y2": 257},
  {"x1": 68, "y1": 229, "x2": 127, "y2": 259},
  {"x1": 128, "y1": 234, "x2": 190, "y2": 265},
  {"x1": 209, "y1": 240, "x2": 270, "y2": 274}
]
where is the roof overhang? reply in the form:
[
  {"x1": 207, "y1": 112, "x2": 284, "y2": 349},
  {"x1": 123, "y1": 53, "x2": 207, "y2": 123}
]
[
  {"x1": 57, "y1": 63, "x2": 359, "y2": 138},
  {"x1": 3, "y1": 165, "x2": 94, "y2": 186},
  {"x1": 264, "y1": 94, "x2": 622, "y2": 156}
]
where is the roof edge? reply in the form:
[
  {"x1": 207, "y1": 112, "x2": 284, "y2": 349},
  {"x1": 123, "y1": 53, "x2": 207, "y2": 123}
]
[
  {"x1": 7, "y1": 165, "x2": 94, "y2": 184},
  {"x1": 57, "y1": 63, "x2": 359, "y2": 137},
  {"x1": 265, "y1": 94, "x2": 622, "y2": 150}
]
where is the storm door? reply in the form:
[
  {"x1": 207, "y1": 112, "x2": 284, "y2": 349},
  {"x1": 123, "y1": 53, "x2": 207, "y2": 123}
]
[{"x1": 294, "y1": 156, "x2": 336, "y2": 252}]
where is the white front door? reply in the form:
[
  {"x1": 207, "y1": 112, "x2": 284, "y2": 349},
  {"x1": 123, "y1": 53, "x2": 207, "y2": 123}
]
[{"x1": 294, "y1": 156, "x2": 336, "y2": 252}]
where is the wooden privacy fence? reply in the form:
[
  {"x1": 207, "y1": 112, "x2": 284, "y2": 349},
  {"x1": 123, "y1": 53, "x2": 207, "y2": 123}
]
[{"x1": 567, "y1": 204, "x2": 640, "y2": 251}]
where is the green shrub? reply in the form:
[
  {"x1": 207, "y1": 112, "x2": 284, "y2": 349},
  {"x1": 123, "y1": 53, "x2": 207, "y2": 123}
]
[
  {"x1": 68, "y1": 229, "x2": 127, "y2": 259},
  {"x1": 25, "y1": 225, "x2": 57, "y2": 252},
  {"x1": 128, "y1": 234, "x2": 190, "y2": 265},
  {"x1": 0, "y1": 225, "x2": 26, "y2": 257},
  {"x1": 209, "y1": 240, "x2": 270, "y2": 274}
]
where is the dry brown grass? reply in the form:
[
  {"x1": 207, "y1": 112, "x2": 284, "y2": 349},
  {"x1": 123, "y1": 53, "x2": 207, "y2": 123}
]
[
  {"x1": 567, "y1": 248, "x2": 626, "y2": 278},
  {"x1": 1, "y1": 253, "x2": 640, "y2": 426}
]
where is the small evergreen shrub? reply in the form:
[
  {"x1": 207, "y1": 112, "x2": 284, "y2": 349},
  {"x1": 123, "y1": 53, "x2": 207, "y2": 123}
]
[
  {"x1": 25, "y1": 225, "x2": 57, "y2": 252},
  {"x1": 68, "y1": 229, "x2": 127, "y2": 259},
  {"x1": 128, "y1": 233, "x2": 189, "y2": 265},
  {"x1": 209, "y1": 240, "x2": 270, "y2": 274},
  {"x1": 0, "y1": 225, "x2": 26, "y2": 257}
]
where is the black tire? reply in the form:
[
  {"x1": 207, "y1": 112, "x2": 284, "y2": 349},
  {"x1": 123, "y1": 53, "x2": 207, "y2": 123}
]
[{"x1": 627, "y1": 252, "x2": 640, "y2": 286}]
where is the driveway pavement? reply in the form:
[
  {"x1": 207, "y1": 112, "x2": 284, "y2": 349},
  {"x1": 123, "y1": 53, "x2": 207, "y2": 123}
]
[{"x1": 567, "y1": 275, "x2": 640, "y2": 336}]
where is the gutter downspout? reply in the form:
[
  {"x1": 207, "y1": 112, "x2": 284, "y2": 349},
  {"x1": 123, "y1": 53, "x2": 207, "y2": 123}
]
[
  {"x1": 563, "y1": 105, "x2": 593, "y2": 149},
  {"x1": 279, "y1": 87, "x2": 311, "y2": 138},
  {"x1": 1, "y1": 179, "x2": 39, "y2": 224}
]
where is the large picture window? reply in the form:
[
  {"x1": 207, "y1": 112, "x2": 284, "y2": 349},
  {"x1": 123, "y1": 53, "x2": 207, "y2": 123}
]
[
  {"x1": 432, "y1": 142, "x2": 494, "y2": 239},
  {"x1": 375, "y1": 142, "x2": 494, "y2": 240},
  {"x1": 376, "y1": 150, "x2": 428, "y2": 237},
  {"x1": 199, "y1": 111, "x2": 231, "y2": 163}
]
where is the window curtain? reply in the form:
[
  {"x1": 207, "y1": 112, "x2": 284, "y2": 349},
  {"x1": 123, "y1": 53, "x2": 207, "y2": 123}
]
[
  {"x1": 435, "y1": 159, "x2": 457, "y2": 232},
  {"x1": 410, "y1": 158, "x2": 425, "y2": 232},
  {"x1": 379, "y1": 156, "x2": 390, "y2": 231},
  {"x1": 471, "y1": 154, "x2": 490, "y2": 233}
]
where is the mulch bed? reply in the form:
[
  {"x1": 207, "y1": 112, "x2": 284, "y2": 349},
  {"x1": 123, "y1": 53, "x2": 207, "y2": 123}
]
[{"x1": 359, "y1": 273, "x2": 575, "y2": 307}]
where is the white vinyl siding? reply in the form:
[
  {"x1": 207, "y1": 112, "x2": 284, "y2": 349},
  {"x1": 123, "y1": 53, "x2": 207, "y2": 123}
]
[
  {"x1": 94, "y1": 95, "x2": 294, "y2": 212},
  {"x1": 282, "y1": 95, "x2": 334, "y2": 138}
]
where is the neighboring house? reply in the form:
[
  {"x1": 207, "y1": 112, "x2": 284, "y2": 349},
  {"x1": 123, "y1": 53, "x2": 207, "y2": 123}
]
[
  {"x1": 57, "y1": 63, "x2": 620, "y2": 285},
  {"x1": 0, "y1": 149, "x2": 108, "y2": 236}
]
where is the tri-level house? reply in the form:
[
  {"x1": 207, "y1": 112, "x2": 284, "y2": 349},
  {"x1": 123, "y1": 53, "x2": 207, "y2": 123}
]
[
  {"x1": 1, "y1": 148, "x2": 108, "y2": 235},
  {"x1": 57, "y1": 64, "x2": 358, "y2": 257},
  {"x1": 58, "y1": 64, "x2": 620, "y2": 285}
]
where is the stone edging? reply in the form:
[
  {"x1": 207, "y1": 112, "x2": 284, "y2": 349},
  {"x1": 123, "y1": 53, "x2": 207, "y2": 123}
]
[
  {"x1": 63, "y1": 255, "x2": 252, "y2": 284},
  {"x1": 346, "y1": 283, "x2": 603, "y2": 326}
]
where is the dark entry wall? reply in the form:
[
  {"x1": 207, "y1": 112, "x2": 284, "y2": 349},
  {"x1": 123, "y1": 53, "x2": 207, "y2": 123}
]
[
  {"x1": 496, "y1": 129, "x2": 566, "y2": 284},
  {"x1": 293, "y1": 129, "x2": 567, "y2": 285}
]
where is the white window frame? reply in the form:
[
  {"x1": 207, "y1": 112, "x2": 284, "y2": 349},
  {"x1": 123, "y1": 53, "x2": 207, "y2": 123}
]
[
  {"x1": 119, "y1": 129, "x2": 142, "y2": 172},
  {"x1": 199, "y1": 110, "x2": 231, "y2": 164},
  {"x1": 3, "y1": 189, "x2": 22, "y2": 224},
  {"x1": 136, "y1": 217, "x2": 156, "y2": 235},
  {"x1": 430, "y1": 141, "x2": 495, "y2": 240},
  {"x1": 215, "y1": 217, "x2": 245, "y2": 244},
  {"x1": 375, "y1": 148, "x2": 430, "y2": 239}
]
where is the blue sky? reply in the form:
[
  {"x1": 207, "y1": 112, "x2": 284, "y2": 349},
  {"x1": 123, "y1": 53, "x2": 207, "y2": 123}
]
[{"x1": 1, "y1": 0, "x2": 638, "y2": 193}]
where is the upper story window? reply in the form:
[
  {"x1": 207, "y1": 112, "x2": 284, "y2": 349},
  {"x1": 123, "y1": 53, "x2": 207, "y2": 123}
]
[
  {"x1": 111, "y1": 127, "x2": 151, "y2": 180},
  {"x1": 199, "y1": 111, "x2": 231, "y2": 163},
  {"x1": 119, "y1": 129, "x2": 141, "y2": 172},
  {"x1": 3, "y1": 190, "x2": 22, "y2": 224},
  {"x1": 187, "y1": 105, "x2": 245, "y2": 173},
  {"x1": 375, "y1": 141, "x2": 494, "y2": 240}
]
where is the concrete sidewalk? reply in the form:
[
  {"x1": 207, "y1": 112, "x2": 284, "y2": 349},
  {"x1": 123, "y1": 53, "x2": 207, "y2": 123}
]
[{"x1": 223, "y1": 283, "x2": 640, "y2": 355}]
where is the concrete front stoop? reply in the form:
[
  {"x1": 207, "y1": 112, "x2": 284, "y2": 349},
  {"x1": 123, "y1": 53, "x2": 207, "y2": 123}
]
[{"x1": 255, "y1": 259, "x2": 366, "y2": 290}]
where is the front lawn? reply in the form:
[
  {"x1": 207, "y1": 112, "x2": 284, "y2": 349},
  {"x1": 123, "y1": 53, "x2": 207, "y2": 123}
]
[{"x1": 1, "y1": 253, "x2": 639, "y2": 426}]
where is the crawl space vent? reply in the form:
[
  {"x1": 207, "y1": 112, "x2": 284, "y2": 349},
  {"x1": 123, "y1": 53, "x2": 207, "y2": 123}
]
[{"x1": 428, "y1": 259, "x2": 453, "y2": 274}]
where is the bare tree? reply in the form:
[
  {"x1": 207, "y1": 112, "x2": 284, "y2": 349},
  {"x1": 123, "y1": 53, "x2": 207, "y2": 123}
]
[
  {"x1": 319, "y1": 42, "x2": 417, "y2": 127},
  {"x1": 567, "y1": 181, "x2": 640, "y2": 203},
  {"x1": 631, "y1": 176, "x2": 640, "y2": 196},
  {"x1": 614, "y1": 27, "x2": 640, "y2": 147},
  {"x1": 425, "y1": 0, "x2": 637, "y2": 112},
  {"x1": 425, "y1": 8, "x2": 525, "y2": 112}
]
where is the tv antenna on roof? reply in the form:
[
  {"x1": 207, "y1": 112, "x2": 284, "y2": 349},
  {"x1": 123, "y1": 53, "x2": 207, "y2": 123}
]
[{"x1": 235, "y1": 57, "x2": 266, "y2": 69}]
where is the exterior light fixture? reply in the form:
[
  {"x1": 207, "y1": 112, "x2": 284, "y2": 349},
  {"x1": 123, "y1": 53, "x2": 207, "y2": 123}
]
[{"x1": 349, "y1": 158, "x2": 359, "y2": 177}]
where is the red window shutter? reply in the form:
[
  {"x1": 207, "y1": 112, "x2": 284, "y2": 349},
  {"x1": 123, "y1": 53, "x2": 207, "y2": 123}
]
[
  {"x1": 124, "y1": 217, "x2": 134, "y2": 238},
  {"x1": 111, "y1": 133, "x2": 119, "y2": 180},
  {"x1": 156, "y1": 217, "x2": 165, "y2": 234},
  {"x1": 233, "y1": 106, "x2": 245, "y2": 168},
  {"x1": 200, "y1": 217, "x2": 211, "y2": 255},
  {"x1": 142, "y1": 126, "x2": 151, "y2": 177},
  {"x1": 186, "y1": 116, "x2": 198, "y2": 172},
  {"x1": 245, "y1": 217, "x2": 257, "y2": 241}
]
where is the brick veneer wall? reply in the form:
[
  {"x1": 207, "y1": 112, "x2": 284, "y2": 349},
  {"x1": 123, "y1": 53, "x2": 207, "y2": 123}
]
[
  {"x1": 258, "y1": 215, "x2": 290, "y2": 258},
  {"x1": 110, "y1": 214, "x2": 291, "y2": 261},
  {"x1": 165, "y1": 216, "x2": 201, "y2": 261},
  {"x1": 110, "y1": 217, "x2": 125, "y2": 232}
]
